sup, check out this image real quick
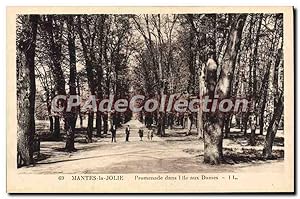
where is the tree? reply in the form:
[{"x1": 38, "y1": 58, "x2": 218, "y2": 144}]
[
  {"x1": 185, "y1": 14, "x2": 213, "y2": 138},
  {"x1": 17, "y1": 15, "x2": 39, "y2": 166},
  {"x1": 133, "y1": 14, "x2": 178, "y2": 136},
  {"x1": 263, "y1": 93, "x2": 283, "y2": 158},
  {"x1": 249, "y1": 14, "x2": 263, "y2": 146},
  {"x1": 95, "y1": 15, "x2": 106, "y2": 137},
  {"x1": 42, "y1": 15, "x2": 67, "y2": 140},
  {"x1": 65, "y1": 15, "x2": 77, "y2": 151},
  {"x1": 203, "y1": 14, "x2": 247, "y2": 164},
  {"x1": 77, "y1": 15, "x2": 98, "y2": 142},
  {"x1": 258, "y1": 14, "x2": 281, "y2": 135},
  {"x1": 263, "y1": 15, "x2": 283, "y2": 157}
]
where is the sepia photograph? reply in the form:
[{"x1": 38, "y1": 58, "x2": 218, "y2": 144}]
[{"x1": 6, "y1": 6, "x2": 294, "y2": 193}]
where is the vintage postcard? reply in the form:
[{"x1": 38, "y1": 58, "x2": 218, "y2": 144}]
[{"x1": 7, "y1": 6, "x2": 294, "y2": 193}]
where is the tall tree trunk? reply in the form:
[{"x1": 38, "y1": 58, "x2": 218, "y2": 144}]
[
  {"x1": 95, "y1": 15, "x2": 105, "y2": 138},
  {"x1": 17, "y1": 15, "x2": 39, "y2": 167},
  {"x1": 43, "y1": 15, "x2": 66, "y2": 140},
  {"x1": 204, "y1": 14, "x2": 247, "y2": 164},
  {"x1": 243, "y1": 114, "x2": 248, "y2": 136},
  {"x1": 77, "y1": 16, "x2": 97, "y2": 142},
  {"x1": 259, "y1": 94, "x2": 267, "y2": 135},
  {"x1": 103, "y1": 114, "x2": 108, "y2": 134},
  {"x1": 258, "y1": 14, "x2": 280, "y2": 135},
  {"x1": 263, "y1": 26, "x2": 283, "y2": 156},
  {"x1": 157, "y1": 14, "x2": 166, "y2": 137},
  {"x1": 263, "y1": 94, "x2": 283, "y2": 158},
  {"x1": 87, "y1": 112, "x2": 94, "y2": 142},
  {"x1": 96, "y1": 113, "x2": 102, "y2": 137},
  {"x1": 223, "y1": 115, "x2": 231, "y2": 138},
  {"x1": 197, "y1": 61, "x2": 205, "y2": 138},
  {"x1": 53, "y1": 116, "x2": 60, "y2": 139},
  {"x1": 187, "y1": 15, "x2": 207, "y2": 139},
  {"x1": 204, "y1": 57, "x2": 220, "y2": 164},
  {"x1": 76, "y1": 77, "x2": 83, "y2": 128},
  {"x1": 65, "y1": 15, "x2": 77, "y2": 151},
  {"x1": 249, "y1": 14, "x2": 263, "y2": 145},
  {"x1": 49, "y1": 116, "x2": 54, "y2": 132},
  {"x1": 242, "y1": 15, "x2": 255, "y2": 139},
  {"x1": 46, "y1": 94, "x2": 54, "y2": 133}
]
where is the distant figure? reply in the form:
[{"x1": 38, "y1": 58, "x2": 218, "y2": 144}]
[
  {"x1": 111, "y1": 125, "x2": 117, "y2": 143},
  {"x1": 125, "y1": 125, "x2": 130, "y2": 142},
  {"x1": 138, "y1": 128, "x2": 144, "y2": 141},
  {"x1": 150, "y1": 129, "x2": 154, "y2": 140},
  {"x1": 147, "y1": 128, "x2": 154, "y2": 141}
]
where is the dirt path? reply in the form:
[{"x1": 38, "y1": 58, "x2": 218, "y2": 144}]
[{"x1": 18, "y1": 127, "x2": 284, "y2": 174}]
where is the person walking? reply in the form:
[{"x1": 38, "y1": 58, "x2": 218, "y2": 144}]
[
  {"x1": 111, "y1": 125, "x2": 117, "y2": 143},
  {"x1": 147, "y1": 127, "x2": 154, "y2": 141},
  {"x1": 150, "y1": 128, "x2": 154, "y2": 140},
  {"x1": 125, "y1": 125, "x2": 130, "y2": 142},
  {"x1": 138, "y1": 128, "x2": 144, "y2": 141}
]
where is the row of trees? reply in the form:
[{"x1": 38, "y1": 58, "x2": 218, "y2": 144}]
[
  {"x1": 131, "y1": 13, "x2": 283, "y2": 164},
  {"x1": 17, "y1": 13, "x2": 284, "y2": 166},
  {"x1": 17, "y1": 14, "x2": 133, "y2": 165}
]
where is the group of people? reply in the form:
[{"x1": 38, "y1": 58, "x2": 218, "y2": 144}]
[
  {"x1": 137, "y1": 127, "x2": 154, "y2": 141},
  {"x1": 110, "y1": 125, "x2": 154, "y2": 142}
]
